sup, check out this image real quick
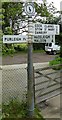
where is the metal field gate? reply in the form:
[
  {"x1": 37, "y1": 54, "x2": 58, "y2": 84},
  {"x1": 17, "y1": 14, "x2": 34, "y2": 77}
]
[
  {"x1": 1, "y1": 64, "x2": 62, "y2": 105},
  {"x1": 34, "y1": 65, "x2": 62, "y2": 105}
]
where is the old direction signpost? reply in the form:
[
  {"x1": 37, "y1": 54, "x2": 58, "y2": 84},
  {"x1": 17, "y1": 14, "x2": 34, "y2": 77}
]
[{"x1": 3, "y1": 1, "x2": 60, "y2": 118}]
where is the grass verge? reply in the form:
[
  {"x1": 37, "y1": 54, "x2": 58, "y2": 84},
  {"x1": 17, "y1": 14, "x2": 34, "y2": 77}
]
[
  {"x1": 49, "y1": 56, "x2": 62, "y2": 70},
  {"x1": 2, "y1": 99, "x2": 45, "y2": 119}
]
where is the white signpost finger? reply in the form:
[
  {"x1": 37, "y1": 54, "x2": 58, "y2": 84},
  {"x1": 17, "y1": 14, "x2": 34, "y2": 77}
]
[
  {"x1": 3, "y1": 34, "x2": 55, "y2": 44},
  {"x1": 3, "y1": 35, "x2": 28, "y2": 43},
  {"x1": 33, "y1": 23, "x2": 59, "y2": 35},
  {"x1": 33, "y1": 35, "x2": 55, "y2": 43}
]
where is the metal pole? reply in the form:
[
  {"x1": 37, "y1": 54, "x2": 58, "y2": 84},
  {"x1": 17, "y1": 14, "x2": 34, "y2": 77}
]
[{"x1": 27, "y1": 17, "x2": 34, "y2": 117}]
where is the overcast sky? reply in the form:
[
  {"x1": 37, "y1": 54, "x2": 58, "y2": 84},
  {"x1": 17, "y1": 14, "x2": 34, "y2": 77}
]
[
  {"x1": 23, "y1": 0, "x2": 62, "y2": 11},
  {"x1": 36, "y1": 0, "x2": 62, "y2": 10},
  {"x1": 47, "y1": 0, "x2": 62, "y2": 11}
]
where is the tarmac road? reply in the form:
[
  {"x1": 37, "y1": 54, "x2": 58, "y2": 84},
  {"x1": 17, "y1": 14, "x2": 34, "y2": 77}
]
[{"x1": 1, "y1": 52, "x2": 57, "y2": 65}]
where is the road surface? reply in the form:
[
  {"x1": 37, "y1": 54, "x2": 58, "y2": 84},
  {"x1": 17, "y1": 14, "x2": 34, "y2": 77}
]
[{"x1": 1, "y1": 52, "x2": 57, "y2": 65}]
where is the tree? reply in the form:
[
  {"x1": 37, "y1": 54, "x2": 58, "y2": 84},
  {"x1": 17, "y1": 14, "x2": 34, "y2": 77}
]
[
  {"x1": 2, "y1": 1, "x2": 58, "y2": 33},
  {"x1": 2, "y1": 2, "x2": 23, "y2": 33},
  {"x1": 2, "y1": 1, "x2": 60, "y2": 52},
  {"x1": 0, "y1": 8, "x2": 5, "y2": 40}
]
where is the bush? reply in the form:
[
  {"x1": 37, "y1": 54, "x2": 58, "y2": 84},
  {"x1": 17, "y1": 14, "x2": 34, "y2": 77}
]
[
  {"x1": 33, "y1": 43, "x2": 45, "y2": 50},
  {"x1": 2, "y1": 99, "x2": 27, "y2": 118},
  {"x1": 2, "y1": 26, "x2": 15, "y2": 55},
  {"x1": 2, "y1": 44, "x2": 15, "y2": 55},
  {"x1": 14, "y1": 44, "x2": 28, "y2": 52},
  {"x1": 2, "y1": 99, "x2": 44, "y2": 119},
  {"x1": 4, "y1": 27, "x2": 13, "y2": 35}
]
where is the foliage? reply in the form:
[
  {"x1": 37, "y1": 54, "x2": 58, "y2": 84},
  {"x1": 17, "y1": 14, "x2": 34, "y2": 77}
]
[
  {"x1": 60, "y1": 45, "x2": 62, "y2": 58},
  {"x1": 0, "y1": 8, "x2": 5, "y2": 26},
  {"x1": 34, "y1": 1, "x2": 58, "y2": 23},
  {"x1": 58, "y1": 24, "x2": 62, "y2": 57},
  {"x1": 34, "y1": 1, "x2": 49, "y2": 17},
  {"x1": 2, "y1": 2, "x2": 23, "y2": 33},
  {"x1": 49, "y1": 56, "x2": 62, "y2": 70},
  {"x1": 2, "y1": 1, "x2": 58, "y2": 33},
  {"x1": 2, "y1": 1, "x2": 61, "y2": 55},
  {"x1": 14, "y1": 44, "x2": 28, "y2": 52},
  {"x1": 33, "y1": 49, "x2": 45, "y2": 53},
  {"x1": 2, "y1": 99, "x2": 28, "y2": 118},
  {"x1": 0, "y1": 30, "x2": 3, "y2": 43},
  {"x1": 2, "y1": 99, "x2": 44, "y2": 119},
  {"x1": 4, "y1": 27, "x2": 13, "y2": 35},
  {"x1": 0, "y1": 8, "x2": 5, "y2": 55},
  {"x1": 2, "y1": 44, "x2": 15, "y2": 55},
  {"x1": 0, "y1": 8, "x2": 5, "y2": 39},
  {"x1": 2, "y1": 27, "x2": 15, "y2": 55},
  {"x1": 33, "y1": 43, "x2": 45, "y2": 50}
]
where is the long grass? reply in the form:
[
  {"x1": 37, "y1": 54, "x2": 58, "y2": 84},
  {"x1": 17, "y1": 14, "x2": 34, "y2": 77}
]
[
  {"x1": 2, "y1": 99, "x2": 45, "y2": 119},
  {"x1": 49, "y1": 56, "x2": 62, "y2": 70}
]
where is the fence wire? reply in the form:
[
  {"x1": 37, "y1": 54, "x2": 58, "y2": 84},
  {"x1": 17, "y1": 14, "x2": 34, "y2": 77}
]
[
  {"x1": 1, "y1": 64, "x2": 62, "y2": 105},
  {"x1": 2, "y1": 66, "x2": 27, "y2": 104}
]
